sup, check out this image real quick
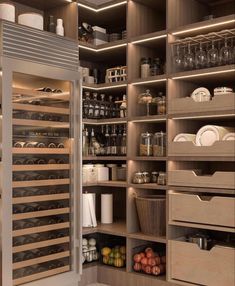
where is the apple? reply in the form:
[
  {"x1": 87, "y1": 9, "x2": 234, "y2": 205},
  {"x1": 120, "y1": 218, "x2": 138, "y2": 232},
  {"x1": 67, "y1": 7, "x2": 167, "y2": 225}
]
[
  {"x1": 133, "y1": 254, "x2": 141, "y2": 263},
  {"x1": 144, "y1": 265, "x2": 152, "y2": 274},
  {"x1": 147, "y1": 257, "x2": 156, "y2": 267},
  {"x1": 155, "y1": 256, "x2": 161, "y2": 265},
  {"x1": 133, "y1": 262, "x2": 141, "y2": 272},
  {"x1": 140, "y1": 257, "x2": 148, "y2": 266},
  {"x1": 146, "y1": 250, "x2": 154, "y2": 258}
]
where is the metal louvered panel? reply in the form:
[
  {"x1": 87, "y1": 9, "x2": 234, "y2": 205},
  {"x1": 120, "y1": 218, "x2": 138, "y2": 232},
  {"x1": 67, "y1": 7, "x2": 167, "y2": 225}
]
[{"x1": 1, "y1": 21, "x2": 79, "y2": 71}]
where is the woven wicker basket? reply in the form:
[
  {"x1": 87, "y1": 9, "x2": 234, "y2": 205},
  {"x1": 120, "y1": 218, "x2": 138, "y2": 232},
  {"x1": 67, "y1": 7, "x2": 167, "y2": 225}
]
[{"x1": 135, "y1": 195, "x2": 166, "y2": 236}]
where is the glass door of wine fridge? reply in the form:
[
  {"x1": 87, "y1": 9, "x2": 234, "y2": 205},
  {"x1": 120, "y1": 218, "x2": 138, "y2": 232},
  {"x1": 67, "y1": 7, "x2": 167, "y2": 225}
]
[{"x1": 0, "y1": 58, "x2": 81, "y2": 286}]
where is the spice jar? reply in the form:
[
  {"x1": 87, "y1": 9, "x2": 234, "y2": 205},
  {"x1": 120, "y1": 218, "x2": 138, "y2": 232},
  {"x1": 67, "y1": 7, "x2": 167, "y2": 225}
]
[
  {"x1": 140, "y1": 132, "x2": 153, "y2": 156},
  {"x1": 142, "y1": 172, "x2": 150, "y2": 183},
  {"x1": 157, "y1": 95, "x2": 166, "y2": 115},
  {"x1": 153, "y1": 132, "x2": 166, "y2": 157},
  {"x1": 132, "y1": 172, "x2": 144, "y2": 184},
  {"x1": 151, "y1": 171, "x2": 159, "y2": 183},
  {"x1": 157, "y1": 172, "x2": 167, "y2": 185},
  {"x1": 140, "y1": 57, "x2": 150, "y2": 78}
]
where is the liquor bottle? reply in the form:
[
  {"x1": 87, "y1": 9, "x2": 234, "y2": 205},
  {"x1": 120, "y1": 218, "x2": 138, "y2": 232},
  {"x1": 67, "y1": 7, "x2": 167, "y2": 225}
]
[
  {"x1": 121, "y1": 125, "x2": 127, "y2": 155},
  {"x1": 89, "y1": 128, "x2": 96, "y2": 156},
  {"x1": 116, "y1": 126, "x2": 123, "y2": 156},
  {"x1": 104, "y1": 125, "x2": 111, "y2": 155},
  {"x1": 93, "y1": 93, "x2": 100, "y2": 118},
  {"x1": 100, "y1": 94, "x2": 106, "y2": 118},
  {"x1": 120, "y1": 94, "x2": 127, "y2": 118},
  {"x1": 13, "y1": 158, "x2": 25, "y2": 165},
  {"x1": 48, "y1": 158, "x2": 57, "y2": 164},
  {"x1": 48, "y1": 142, "x2": 57, "y2": 148},
  {"x1": 114, "y1": 97, "x2": 120, "y2": 118},
  {"x1": 82, "y1": 126, "x2": 89, "y2": 156},
  {"x1": 110, "y1": 125, "x2": 117, "y2": 156},
  {"x1": 88, "y1": 94, "x2": 94, "y2": 118},
  {"x1": 83, "y1": 91, "x2": 90, "y2": 118},
  {"x1": 48, "y1": 15, "x2": 56, "y2": 33},
  {"x1": 13, "y1": 141, "x2": 25, "y2": 148},
  {"x1": 57, "y1": 158, "x2": 66, "y2": 164},
  {"x1": 108, "y1": 96, "x2": 114, "y2": 118}
]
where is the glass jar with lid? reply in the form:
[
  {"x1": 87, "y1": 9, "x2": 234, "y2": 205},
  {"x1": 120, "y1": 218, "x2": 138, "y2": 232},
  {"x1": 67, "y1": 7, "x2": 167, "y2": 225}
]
[
  {"x1": 132, "y1": 172, "x2": 144, "y2": 184},
  {"x1": 157, "y1": 172, "x2": 167, "y2": 185},
  {"x1": 140, "y1": 132, "x2": 153, "y2": 156},
  {"x1": 138, "y1": 89, "x2": 153, "y2": 116},
  {"x1": 142, "y1": 172, "x2": 151, "y2": 183},
  {"x1": 151, "y1": 171, "x2": 159, "y2": 183},
  {"x1": 140, "y1": 57, "x2": 150, "y2": 78},
  {"x1": 153, "y1": 132, "x2": 166, "y2": 157},
  {"x1": 157, "y1": 95, "x2": 166, "y2": 115}
]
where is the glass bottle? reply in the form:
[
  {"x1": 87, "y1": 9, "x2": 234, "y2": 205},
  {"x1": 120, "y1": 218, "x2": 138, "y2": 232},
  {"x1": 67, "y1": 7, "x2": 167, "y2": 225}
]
[
  {"x1": 140, "y1": 57, "x2": 150, "y2": 78},
  {"x1": 157, "y1": 95, "x2": 166, "y2": 115},
  {"x1": 120, "y1": 94, "x2": 127, "y2": 118},
  {"x1": 48, "y1": 15, "x2": 56, "y2": 33},
  {"x1": 88, "y1": 92, "x2": 94, "y2": 118},
  {"x1": 108, "y1": 96, "x2": 114, "y2": 118},
  {"x1": 153, "y1": 132, "x2": 166, "y2": 157},
  {"x1": 121, "y1": 125, "x2": 127, "y2": 156},
  {"x1": 93, "y1": 93, "x2": 100, "y2": 118},
  {"x1": 82, "y1": 126, "x2": 89, "y2": 156},
  {"x1": 83, "y1": 91, "x2": 90, "y2": 118},
  {"x1": 114, "y1": 97, "x2": 119, "y2": 118},
  {"x1": 89, "y1": 128, "x2": 95, "y2": 156},
  {"x1": 116, "y1": 126, "x2": 123, "y2": 156},
  {"x1": 105, "y1": 125, "x2": 111, "y2": 155},
  {"x1": 151, "y1": 58, "x2": 162, "y2": 76},
  {"x1": 110, "y1": 125, "x2": 117, "y2": 156},
  {"x1": 100, "y1": 94, "x2": 106, "y2": 118}
]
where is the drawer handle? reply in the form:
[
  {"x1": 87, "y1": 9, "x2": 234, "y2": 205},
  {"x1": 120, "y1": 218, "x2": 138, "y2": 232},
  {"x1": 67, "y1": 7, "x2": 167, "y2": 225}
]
[{"x1": 198, "y1": 195, "x2": 213, "y2": 201}]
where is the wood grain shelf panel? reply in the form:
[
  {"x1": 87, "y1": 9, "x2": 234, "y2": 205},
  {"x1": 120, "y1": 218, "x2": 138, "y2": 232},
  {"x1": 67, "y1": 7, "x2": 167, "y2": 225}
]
[
  {"x1": 131, "y1": 156, "x2": 167, "y2": 161},
  {"x1": 13, "y1": 222, "x2": 70, "y2": 237},
  {"x1": 83, "y1": 221, "x2": 126, "y2": 237},
  {"x1": 131, "y1": 75, "x2": 167, "y2": 86},
  {"x1": 130, "y1": 30, "x2": 167, "y2": 46},
  {"x1": 169, "y1": 186, "x2": 235, "y2": 195},
  {"x1": 79, "y1": 39, "x2": 127, "y2": 52},
  {"x1": 83, "y1": 156, "x2": 126, "y2": 161},
  {"x1": 83, "y1": 81, "x2": 128, "y2": 91},
  {"x1": 83, "y1": 118, "x2": 127, "y2": 125},
  {"x1": 13, "y1": 193, "x2": 70, "y2": 204},
  {"x1": 13, "y1": 164, "x2": 70, "y2": 171},
  {"x1": 128, "y1": 232, "x2": 167, "y2": 244},
  {"x1": 12, "y1": 178, "x2": 70, "y2": 188},
  {"x1": 83, "y1": 181, "x2": 127, "y2": 188},
  {"x1": 128, "y1": 183, "x2": 167, "y2": 190},
  {"x1": 13, "y1": 265, "x2": 70, "y2": 286},
  {"x1": 12, "y1": 119, "x2": 70, "y2": 129},
  {"x1": 13, "y1": 103, "x2": 70, "y2": 115},
  {"x1": 130, "y1": 115, "x2": 166, "y2": 123},
  {"x1": 13, "y1": 208, "x2": 70, "y2": 221},
  {"x1": 13, "y1": 251, "x2": 70, "y2": 270},
  {"x1": 12, "y1": 148, "x2": 70, "y2": 155},
  {"x1": 13, "y1": 237, "x2": 70, "y2": 253}
]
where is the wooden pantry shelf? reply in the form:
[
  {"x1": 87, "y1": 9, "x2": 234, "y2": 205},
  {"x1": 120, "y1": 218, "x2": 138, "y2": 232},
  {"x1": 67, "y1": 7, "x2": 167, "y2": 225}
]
[
  {"x1": 128, "y1": 183, "x2": 167, "y2": 190},
  {"x1": 13, "y1": 103, "x2": 70, "y2": 115},
  {"x1": 83, "y1": 181, "x2": 127, "y2": 188},
  {"x1": 12, "y1": 178, "x2": 70, "y2": 188},
  {"x1": 13, "y1": 222, "x2": 70, "y2": 237},
  {"x1": 83, "y1": 118, "x2": 127, "y2": 125},
  {"x1": 131, "y1": 156, "x2": 167, "y2": 161},
  {"x1": 13, "y1": 251, "x2": 70, "y2": 270},
  {"x1": 130, "y1": 115, "x2": 166, "y2": 123},
  {"x1": 131, "y1": 75, "x2": 167, "y2": 86},
  {"x1": 169, "y1": 186, "x2": 235, "y2": 195},
  {"x1": 12, "y1": 148, "x2": 70, "y2": 155},
  {"x1": 170, "y1": 14, "x2": 235, "y2": 37},
  {"x1": 12, "y1": 119, "x2": 70, "y2": 129},
  {"x1": 83, "y1": 81, "x2": 128, "y2": 91},
  {"x1": 13, "y1": 208, "x2": 70, "y2": 221},
  {"x1": 13, "y1": 88, "x2": 70, "y2": 102},
  {"x1": 83, "y1": 221, "x2": 127, "y2": 237},
  {"x1": 13, "y1": 237, "x2": 70, "y2": 254},
  {"x1": 13, "y1": 164, "x2": 70, "y2": 172},
  {"x1": 13, "y1": 265, "x2": 70, "y2": 286},
  {"x1": 128, "y1": 232, "x2": 166, "y2": 244},
  {"x1": 83, "y1": 156, "x2": 127, "y2": 161},
  {"x1": 12, "y1": 193, "x2": 70, "y2": 204},
  {"x1": 130, "y1": 30, "x2": 167, "y2": 46}
]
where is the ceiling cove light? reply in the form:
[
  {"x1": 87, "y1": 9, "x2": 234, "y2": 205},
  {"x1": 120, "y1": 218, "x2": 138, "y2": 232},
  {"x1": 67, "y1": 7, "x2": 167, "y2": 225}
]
[
  {"x1": 172, "y1": 19, "x2": 235, "y2": 35},
  {"x1": 172, "y1": 68, "x2": 235, "y2": 80},
  {"x1": 78, "y1": 1, "x2": 127, "y2": 12},
  {"x1": 131, "y1": 34, "x2": 167, "y2": 44},
  {"x1": 83, "y1": 83, "x2": 127, "y2": 91},
  {"x1": 79, "y1": 43, "x2": 127, "y2": 52},
  {"x1": 132, "y1": 78, "x2": 167, "y2": 85}
]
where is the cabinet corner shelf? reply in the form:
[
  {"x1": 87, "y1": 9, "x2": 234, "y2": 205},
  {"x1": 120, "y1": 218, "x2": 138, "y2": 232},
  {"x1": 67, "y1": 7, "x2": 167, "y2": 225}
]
[
  {"x1": 83, "y1": 220, "x2": 127, "y2": 237},
  {"x1": 128, "y1": 232, "x2": 167, "y2": 244},
  {"x1": 128, "y1": 183, "x2": 167, "y2": 190},
  {"x1": 79, "y1": 39, "x2": 127, "y2": 53},
  {"x1": 131, "y1": 75, "x2": 167, "y2": 86},
  {"x1": 130, "y1": 115, "x2": 166, "y2": 123},
  {"x1": 83, "y1": 81, "x2": 128, "y2": 91},
  {"x1": 130, "y1": 30, "x2": 167, "y2": 45},
  {"x1": 83, "y1": 118, "x2": 127, "y2": 125}
]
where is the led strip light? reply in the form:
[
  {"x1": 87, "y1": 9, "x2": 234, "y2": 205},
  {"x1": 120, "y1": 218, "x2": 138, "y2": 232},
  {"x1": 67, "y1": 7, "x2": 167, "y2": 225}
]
[
  {"x1": 78, "y1": 1, "x2": 127, "y2": 12},
  {"x1": 131, "y1": 34, "x2": 167, "y2": 44},
  {"x1": 83, "y1": 83, "x2": 127, "y2": 91},
  {"x1": 131, "y1": 78, "x2": 167, "y2": 86},
  {"x1": 79, "y1": 43, "x2": 127, "y2": 52}
]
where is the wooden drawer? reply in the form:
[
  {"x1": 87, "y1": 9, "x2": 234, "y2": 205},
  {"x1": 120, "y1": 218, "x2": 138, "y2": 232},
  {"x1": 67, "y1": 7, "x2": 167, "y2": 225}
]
[
  {"x1": 169, "y1": 192, "x2": 235, "y2": 228},
  {"x1": 169, "y1": 239, "x2": 235, "y2": 286},
  {"x1": 168, "y1": 141, "x2": 235, "y2": 157},
  {"x1": 168, "y1": 170, "x2": 235, "y2": 189}
]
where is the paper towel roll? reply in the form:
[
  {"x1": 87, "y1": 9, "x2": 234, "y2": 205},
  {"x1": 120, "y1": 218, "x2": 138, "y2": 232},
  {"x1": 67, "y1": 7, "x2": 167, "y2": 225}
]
[
  {"x1": 83, "y1": 193, "x2": 97, "y2": 227},
  {"x1": 101, "y1": 194, "x2": 113, "y2": 224}
]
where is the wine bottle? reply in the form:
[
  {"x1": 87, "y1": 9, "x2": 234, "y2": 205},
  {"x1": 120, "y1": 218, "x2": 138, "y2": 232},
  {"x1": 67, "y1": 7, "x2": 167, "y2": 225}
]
[
  {"x1": 110, "y1": 125, "x2": 117, "y2": 156},
  {"x1": 105, "y1": 125, "x2": 111, "y2": 155},
  {"x1": 121, "y1": 125, "x2": 127, "y2": 156},
  {"x1": 48, "y1": 15, "x2": 56, "y2": 33}
]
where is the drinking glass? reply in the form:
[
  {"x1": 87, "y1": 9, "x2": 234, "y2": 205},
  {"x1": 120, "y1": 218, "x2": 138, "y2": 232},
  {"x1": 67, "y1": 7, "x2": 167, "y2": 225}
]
[
  {"x1": 195, "y1": 42, "x2": 207, "y2": 69},
  {"x1": 173, "y1": 44, "x2": 183, "y2": 71},
  {"x1": 183, "y1": 43, "x2": 195, "y2": 70},
  {"x1": 207, "y1": 40, "x2": 219, "y2": 67},
  {"x1": 219, "y1": 36, "x2": 232, "y2": 65}
]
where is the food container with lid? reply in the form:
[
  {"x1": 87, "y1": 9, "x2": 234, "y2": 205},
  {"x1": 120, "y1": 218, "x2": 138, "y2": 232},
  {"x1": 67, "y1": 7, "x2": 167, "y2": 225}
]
[
  {"x1": 132, "y1": 172, "x2": 144, "y2": 184},
  {"x1": 82, "y1": 164, "x2": 97, "y2": 184},
  {"x1": 0, "y1": 3, "x2": 15, "y2": 22},
  {"x1": 142, "y1": 172, "x2": 151, "y2": 183},
  {"x1": 140, "y1": 132, "x2": 153, "y2": 156},
  {"x1": 95, "y1": 164, "x2": 109, "y2": 182},
  {"x1": 157, "y1": 172, "x2": 167, "y2": 185},
  {"x1": 18, "y1": 13, "x2": 44, "y2": 30},
  {"x1": 153, "y1": 132, "x2": 166, "y2": 157}
]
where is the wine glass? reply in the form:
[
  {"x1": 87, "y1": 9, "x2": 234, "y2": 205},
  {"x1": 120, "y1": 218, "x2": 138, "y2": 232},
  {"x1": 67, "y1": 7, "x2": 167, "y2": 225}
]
[
  {"x1": 173, "y1": 44, "x2": 183, "y2": 71},
  {"x1": 219, "y1": 36, "x2": 232, "y2": 65},
  {"x1": 207, "y1": 40, "x2": 219, "y2": 67},
  {"x1": 183, "y1": 43, "x2": 195, "y2": 70},
  {"x1": 195, "y1": 42, "x2": 207, "y2": 69}
]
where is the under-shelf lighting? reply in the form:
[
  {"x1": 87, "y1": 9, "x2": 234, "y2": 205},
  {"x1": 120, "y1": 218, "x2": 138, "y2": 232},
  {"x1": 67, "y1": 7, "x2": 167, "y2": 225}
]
[
  {"x1": 131, "y1": 78, "x2": 167, "y2": 86},
  {"x1": 172, "y1": 19, "x2": 235, "y2": 35},
  {"x1": 131, "y1": 118, "x2": 166, "y2": 123},
  {"x1": 84, "y1": 120, "x2": 127, "y2": 125},
  {"x1": 83, "y1": 83, "x2": 127, "y2": 91},
  {"x1": 79, "y1": 43, "x2": 127, "y2": 52},
  {"x1": 78, "y1": 1, "x2": 127, "y2": 12},
  {"x1": 172, "y1": 68, "x2": 235, "y2": 80},
  {"x1": 131, "y1": 34, "x2": 167, "y2": 44},
  {"x1": 172, "y1": 113, "x2": 235, "y2": 120}
]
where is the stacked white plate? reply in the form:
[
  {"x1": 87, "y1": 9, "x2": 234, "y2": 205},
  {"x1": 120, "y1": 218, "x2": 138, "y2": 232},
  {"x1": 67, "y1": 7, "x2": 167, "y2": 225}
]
[{"x1": 0, "y1": 3, "x2": 15, "y2": 22}]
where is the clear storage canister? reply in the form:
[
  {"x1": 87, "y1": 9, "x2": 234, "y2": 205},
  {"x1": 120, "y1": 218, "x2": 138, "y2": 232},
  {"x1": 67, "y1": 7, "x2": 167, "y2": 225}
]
[
  {"x1": 153, "y1": 132, "x2": 166, "y2": 157},
  {"x1": 140, "y1": 57, "x2": 150, "y2": 78},
  {"x1": 140, "y1": 132, "x2": 153, "y2": 156}
]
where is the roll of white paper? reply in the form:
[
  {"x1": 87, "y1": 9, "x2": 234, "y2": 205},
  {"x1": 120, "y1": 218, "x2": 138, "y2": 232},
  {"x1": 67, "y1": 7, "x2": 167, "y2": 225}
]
[
  {"x1": 101, "y1": 194, "x2": 113, "y2": 224},
  {"x1": 83, "y1": 193, "x2": 97, "y2": 227}
]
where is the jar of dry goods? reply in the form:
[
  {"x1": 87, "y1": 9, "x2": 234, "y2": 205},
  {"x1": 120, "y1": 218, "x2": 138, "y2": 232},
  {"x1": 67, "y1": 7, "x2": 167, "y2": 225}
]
[
  {"x1": 157, "y1": 172, "x2": 166, "y2": 185},
  {"x1": 153, "y1": 132, "x2": 166, "y2": 157},
  {"x1": 132, "y1": 172, "x2": 144, "y2": 184},
  {"x1": 151, "y1": 171, "x2": 159, "y2": 183},
  {"x1": 142, "y1": 172, "x2": 151, "y2": 183},
  {"x1": 157, "y1": 95, "x2": 166, "y2": 115},
  {"x1": 140, "y1": 57, "x2": 150, "y2": 78},
  {"x1": 140, "y1": 132, "x2": 153, "y2": 156}
]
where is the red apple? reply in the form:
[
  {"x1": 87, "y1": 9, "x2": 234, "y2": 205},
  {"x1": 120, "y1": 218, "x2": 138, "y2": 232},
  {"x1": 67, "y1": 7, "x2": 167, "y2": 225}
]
[
  {"x1": 146, "y1": 250, "x2": 154, "y2": 258},
  {"x1": 152, "y1": 266, "x2": 160, "y2": 276},
  {"x1": 139, "y1": 252, "x2": 145, "y2": 258},
  {"x1": 140, "y1": 257, "x2": 148, "y2": 266},
  {"x1": 133, "y1": 253, "x2": 141, "y2": 263},
  {"x1": 144, "y1": 265, "x2": 152, "y2": 274},
  {"x1": 155, "y1": 256, "x2": 161, "y2": 265},
  {"x1": 133, "y1": 262, "x2": 141, "y2": 272},
  {"x1": 147, "y1": 257, "x2": 156, "y2": 267}
]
